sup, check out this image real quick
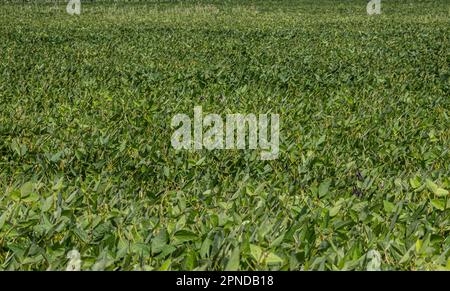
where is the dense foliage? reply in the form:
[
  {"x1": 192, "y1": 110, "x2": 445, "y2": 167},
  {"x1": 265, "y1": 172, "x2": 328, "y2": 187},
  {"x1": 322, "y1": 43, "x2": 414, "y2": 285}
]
[{"x1": 0, "y1": 0, "x2": 449, "y2": 270}]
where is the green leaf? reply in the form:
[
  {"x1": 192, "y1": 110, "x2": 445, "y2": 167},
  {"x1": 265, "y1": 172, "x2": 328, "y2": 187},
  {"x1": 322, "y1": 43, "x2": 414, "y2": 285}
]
[
  {"x1": 0, "y1": 211, "x2": 8, "y2": 231},
  {"x1": 318, "y1": 179, "x2": 331, "y2": 198},
  {"x1": 426, "y1": 179, "x2": 448, "y2": 196},
  {"x1": 20, "y1": 182, "x2": 34, "y2": 198},
  {"x1": 10, "y1": 190, "x2": 21, "y2": 201},
  {"x1": 131, "y1": 243, "x2": 151, "y2": 256},
  {"x1": 383, "y1": 200, "x2": 395, "y2": 213},
  {"x1": 22, "y1": 192, "x2": 40, "y2": 203},
  {"x1": 22, "y1": 254, "x2": 44, "y2": 265},
  {"x1": 200, "y1": 238, "x2": 212, "y2": 259},
  {"x1": 225, "y1": 246, "x2": 240, "y2": 271},
  {"x1": 159, "y1": 245, "x2": 176, "y2": 257},
  {"x1": 41, "y1": 196, "x2": 53, "y2": 212},
  {"x1": 398, "y1": 249, "x2": 411, "y2": 264},
  {"x1": 409, "y1": 176, "x2": 421, "y2": 189},
  {"x1": 195, "y1": 157, "x2": 206, "y2": 166},
  {"x1": 183, "y1": 251, "x2": 195, "y2": 270},
  {"x1": 152, "y1": 229, "x2": 168, "y2": 254},
  {"x1": 158, "y1": 259, "x2": 172, "y2": 271},
  {"x1": 174, "y1": 230, "x2": 197, "y2": 242},
  {"x1": 316, "y1": 134, "x2": 326, "y2": 146},
  {"x1": 50, "y1": 151, "x2": 64, "y2": 163},
  {"x1": 269, "y1": 234, "x2": 285, "y2": 248},
  {"x1": 329, "y1": 204, "x2": 341, "y2": 217}
]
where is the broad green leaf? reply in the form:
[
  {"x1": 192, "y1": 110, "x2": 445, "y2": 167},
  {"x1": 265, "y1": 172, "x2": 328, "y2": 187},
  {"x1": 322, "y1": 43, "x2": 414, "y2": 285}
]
[
  {"x1": 329, "y1": 204, "x2": 341, "y2": 217},
  {"x1": 174, "y1": 230, "x2": 197, "y2": 242},
  {"x1": 41, "y1": 196, "x2": 53, "y2": 212},
  {"x1": 152, "y1": 229, "x2": 168, "y2": 254},
  {"x1": 20, "y1": 182, "x2": 34, "y2": 198},
  {"x1": 160, "y1": 245, "x2": 176, "y2": 257},
  {"x1": 318, "y1": 179, "x2": 331, "y2": 198},
  {"x1": 383, "y1": 200, "x2": 395, "y2": 213},
  {"x1": 131, "y1": 243, "x2": 151, "y2": 256},
  {"x1": 200, "y1": 238, "x2": 212, "y2": 259},
  {"x1": 225, "y1": 246, "x2": 240, "y2": 271},
  {"x1": 270, "y1": 234, "x2": 285, "y2": 248},
  {"x1": 22, "y1": 192, "x2": 39, "y2": 203}
]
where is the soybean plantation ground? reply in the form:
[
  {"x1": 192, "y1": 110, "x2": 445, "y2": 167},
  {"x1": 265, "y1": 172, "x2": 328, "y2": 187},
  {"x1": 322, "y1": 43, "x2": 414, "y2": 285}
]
[{"x1": 0, "y1": 0, "x2": 449, "y2": 270}]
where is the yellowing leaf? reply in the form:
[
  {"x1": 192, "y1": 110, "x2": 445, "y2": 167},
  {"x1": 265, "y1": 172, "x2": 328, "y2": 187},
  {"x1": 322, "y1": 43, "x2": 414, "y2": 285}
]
[
  {"x1": 426, "y1": 179, "x2": 448, "y2": 196},
  {"x1": 383, "y1": 200, "x2": 395, "y2": 213},
  {"x1": 430, "y1": 199, "x2": 445, "y2": 211},
  {"x1": 435, "y1": 188, "x2": 449, "y2": 197},
  {"x1": 265, "y1": 252, "x2": 283, "y2": 265},
  {"x1": 250, "y1": 244, "x2": 263, "y2": 262},
  {"x1": 409, "y1": 176, "x2": 421, "y2": 189},
  {"x1": 415, "y1": 239, "x2": 422, "y2": 253}
]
